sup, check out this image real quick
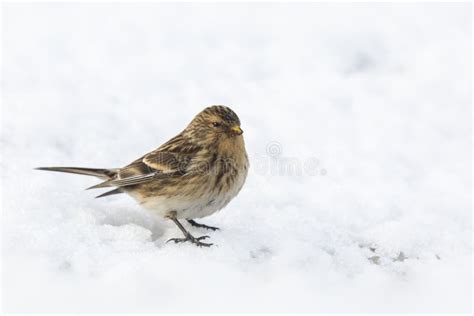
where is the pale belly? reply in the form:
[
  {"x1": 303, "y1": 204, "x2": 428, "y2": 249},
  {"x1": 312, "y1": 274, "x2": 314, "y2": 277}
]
[{"x1": 128, "y1": 166, "x2": 248, "y2": 219}]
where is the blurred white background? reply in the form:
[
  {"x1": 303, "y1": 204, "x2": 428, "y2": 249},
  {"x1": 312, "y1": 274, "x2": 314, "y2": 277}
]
[{"x1": 2, "y1": 2, "x2": 472, "y2": 313}]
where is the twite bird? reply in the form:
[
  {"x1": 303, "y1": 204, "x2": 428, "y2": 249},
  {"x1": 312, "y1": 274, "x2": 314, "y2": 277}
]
[{"x1": 37, "y1": 105, "x2": 249, "y2": 247}]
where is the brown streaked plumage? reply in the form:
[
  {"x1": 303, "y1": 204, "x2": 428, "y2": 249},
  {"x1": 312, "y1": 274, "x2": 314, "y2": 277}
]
[{"x1": 37, "y1": 105, "x2": 249, "y2": 247}]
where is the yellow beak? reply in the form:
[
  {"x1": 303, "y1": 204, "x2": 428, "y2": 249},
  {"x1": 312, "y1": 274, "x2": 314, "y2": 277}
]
[{"x1": 230, "y1": 125, "x2": 243, "y2": 135}]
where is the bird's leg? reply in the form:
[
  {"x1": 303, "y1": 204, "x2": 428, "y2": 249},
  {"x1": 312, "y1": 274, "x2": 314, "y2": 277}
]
[
  {"x1": 166, "y1": 217, "x2": 213, "y2": 247},
  {"x1": 187, "y1": 219, "x2": 220, "y2": 231}
]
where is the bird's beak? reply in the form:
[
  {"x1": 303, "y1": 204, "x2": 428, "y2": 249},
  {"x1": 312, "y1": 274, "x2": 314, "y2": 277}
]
[{"x1": 230, "y1": 125, "x2": 243, "y2": 135}]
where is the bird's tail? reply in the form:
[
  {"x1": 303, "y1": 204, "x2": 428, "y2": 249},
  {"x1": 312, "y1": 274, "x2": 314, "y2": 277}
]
[{"x1": 35, "y1": 166, "x2": 118, "y2": 180}]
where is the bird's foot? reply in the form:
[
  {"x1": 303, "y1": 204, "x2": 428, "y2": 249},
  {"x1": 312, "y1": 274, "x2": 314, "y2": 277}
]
[
  {"x1": 166, "y1": 233, "x2": 213, "y2": 247},
  {"x1": 187, "y1": 219, "x2": 220, "y2": 231}
]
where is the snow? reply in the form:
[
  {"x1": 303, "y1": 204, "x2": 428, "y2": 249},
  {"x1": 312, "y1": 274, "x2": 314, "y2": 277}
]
[{"x1": 1, "y1": 2, "x2": 472, "y2": 313}]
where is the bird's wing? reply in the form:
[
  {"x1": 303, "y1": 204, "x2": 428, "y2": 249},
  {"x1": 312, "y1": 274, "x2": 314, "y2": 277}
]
[
  {"x1": 141, "y1": 134, "x2": 204, "y2": 173},
  {"x1": 88, "y1": 136, "x2": 202, "y2": 189},
  {"x1": 142, "y1": 151, "x2": 190, "y2": 173}
]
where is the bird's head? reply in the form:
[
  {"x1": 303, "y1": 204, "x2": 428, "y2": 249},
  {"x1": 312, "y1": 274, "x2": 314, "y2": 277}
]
[{"x1": 186, "y1": 105, "x2": 244, "y2": 141}]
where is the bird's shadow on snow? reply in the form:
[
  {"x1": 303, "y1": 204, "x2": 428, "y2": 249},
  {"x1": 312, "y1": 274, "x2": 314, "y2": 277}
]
[{"x1": 94, "y1": 205, "x2": 166, "y2": 242}]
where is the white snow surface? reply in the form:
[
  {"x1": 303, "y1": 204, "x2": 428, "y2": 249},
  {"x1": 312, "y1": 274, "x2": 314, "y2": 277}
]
[{"x1": 1, "y1": 3, "x2": 472, "y2": 313}]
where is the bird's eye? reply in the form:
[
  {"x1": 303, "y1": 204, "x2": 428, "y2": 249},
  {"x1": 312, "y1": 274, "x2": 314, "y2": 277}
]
[{"x1": 212, "y1": 122, "x2": 221, "y2": 127}]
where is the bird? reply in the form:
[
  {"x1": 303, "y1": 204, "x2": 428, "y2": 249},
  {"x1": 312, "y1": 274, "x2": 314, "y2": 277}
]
[{"x1": 37, "y1": 105, "x2": 249, "y2": 247}]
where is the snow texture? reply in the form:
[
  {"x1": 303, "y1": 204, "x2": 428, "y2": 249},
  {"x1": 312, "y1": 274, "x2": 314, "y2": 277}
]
[{"x1": 2, "y1": 2, "x2": 472, "y2": 313}]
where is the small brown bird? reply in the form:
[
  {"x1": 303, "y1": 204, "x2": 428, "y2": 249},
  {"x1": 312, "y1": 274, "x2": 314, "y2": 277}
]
[{"x1": 37, "y1": 105, "x2": 249, "y2": 247}]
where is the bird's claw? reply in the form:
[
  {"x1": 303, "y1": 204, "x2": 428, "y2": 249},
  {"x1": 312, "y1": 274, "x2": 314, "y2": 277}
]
[
  {"x1": 187, "y1": 219, "x2": 220, "y2": 231},
  {"x1": 202, "y1": 225, "x2": 220, "y2": 231},
  {"x1": 196, "y1": 235, "x2": 210, "y2": 241},
  {"x1": 166, "y1": 234, "x2": 213, "y2": 247}
]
